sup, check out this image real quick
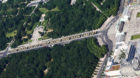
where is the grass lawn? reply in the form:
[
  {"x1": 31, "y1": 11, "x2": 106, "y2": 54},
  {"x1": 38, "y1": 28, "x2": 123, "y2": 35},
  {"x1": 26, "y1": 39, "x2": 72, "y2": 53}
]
[
  {"x1": 51, "y1": 7, "x2": 60, "y2": 12},
  {"x1": 6, "y1": 30, "x2": 17, "y2": 38},
  {"x1": 28, "y1": 40, "x2": 32, "y2": 42},
  {"x1": 131, "y1": 34, "x2": 140, "y2": 40},
  {"x1": 26, "y1": 22, "x2": 40, "y2": 34},
  {"x1": 41, "y1": 20, "x2": 48, "y2": 27},
  {"x1": 39, "y1": 33, "x2": 49, "y2": 40},
  {"x1": 39, "y1": 7, "x2": 60, "y2": 13},
  {"x1": 39, "y1": 8, "x2": 49, "y2": 13},
  {"x1": 137, "y1": 12, "x2": 140, "y2": 17},
  {"x1": 22, "y1": 39, "x2": 32, "y2": 45},
  {"x1": 7, "y1": 8, "x2": 15, "y2": 13}
]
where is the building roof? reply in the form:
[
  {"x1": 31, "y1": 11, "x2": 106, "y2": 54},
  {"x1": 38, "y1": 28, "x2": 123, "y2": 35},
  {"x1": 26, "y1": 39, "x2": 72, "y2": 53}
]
[
  {"x1": 127, "y1": 45, "x2": 136, "y2": 61},
  {"x1": 104, "y1": 70, "x2": 121, "y2": 77},
  {"x1": 110, "y1": 64, "x2": 120, "y2": 71}
]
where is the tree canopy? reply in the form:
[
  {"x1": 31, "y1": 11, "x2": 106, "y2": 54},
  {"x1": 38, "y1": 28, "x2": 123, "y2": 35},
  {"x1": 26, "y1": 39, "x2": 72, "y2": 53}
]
[{"x1": 0, "y1": 38, "x2": 107, "y2": 78}]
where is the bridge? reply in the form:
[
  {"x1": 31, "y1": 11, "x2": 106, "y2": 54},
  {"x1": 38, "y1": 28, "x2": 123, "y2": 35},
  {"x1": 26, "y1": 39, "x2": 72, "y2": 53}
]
[
  {"x1": 0, "y1": 12, "x2": 118, "y2": 58},
  {"x1": 0, "y1": 0, "x2": 126, "y2": 78},
  {"x1": 0, "y1": 29, "x2": 101, "y2": 57}
]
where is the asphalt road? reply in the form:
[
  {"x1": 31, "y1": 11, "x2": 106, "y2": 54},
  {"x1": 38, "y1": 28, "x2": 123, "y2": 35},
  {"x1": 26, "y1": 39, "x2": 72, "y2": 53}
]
[{"x1": 95, "y1": 0, "x2": 126, "y2": 77}]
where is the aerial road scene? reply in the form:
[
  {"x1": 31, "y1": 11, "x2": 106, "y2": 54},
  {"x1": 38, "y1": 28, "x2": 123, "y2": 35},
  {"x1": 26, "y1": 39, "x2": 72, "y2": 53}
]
[{"x1": 0, "y1": 0, "x2": 140, "y2": 78}]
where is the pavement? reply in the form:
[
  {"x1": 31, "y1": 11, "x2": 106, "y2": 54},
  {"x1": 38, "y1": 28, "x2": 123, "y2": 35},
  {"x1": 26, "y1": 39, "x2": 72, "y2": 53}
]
[
  {"x1": 93, "y1": 0, "x2": 126, "y2": 78},
  {"x1": 123, "y1": 5, "x2": 140, "y2": 43},
  {"x1": 70, "y1": 0, "x2": 76, "y2": 5},
  {"x1": 0, "y1": 40, "x2": 14, "y2": 58},
  {"x1": 31, "y1": 26, "x2": 44, "y2": 43}
]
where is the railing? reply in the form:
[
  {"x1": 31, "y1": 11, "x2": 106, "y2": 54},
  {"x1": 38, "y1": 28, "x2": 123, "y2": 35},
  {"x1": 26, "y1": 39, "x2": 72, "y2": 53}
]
[{"x1": 3, "y1": 29, "x2": 99, "y2": 55}]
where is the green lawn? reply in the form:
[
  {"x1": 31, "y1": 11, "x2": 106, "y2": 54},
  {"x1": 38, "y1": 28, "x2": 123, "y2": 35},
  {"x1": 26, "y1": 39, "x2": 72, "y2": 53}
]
[
  {"x1": 51, "y1": 7, "x2": 60, "y2": 11},
  {"x1": 41, "y1": 20, "x2": 48, "y2": 27},
  {"x1": 137, "y1": 12, "x2": 140, "y2": 17},
  {"x1": 39, "y1": 8, "x2": 49, "y2": 13},
  {"x1": 26, "y1": 22, "x2": 40, "y2": 34},
  {"x1": 131, "y1": 34, "x2": 140, "y2": 40},
  {"x1": 41, "y1": 35, "x2": 49, "y2": 40},
  {"x1": 6, "y1": 30, "x2": 17, "y2": 38},
  {"x1": 39, "y1": 7, "x2": 60, "y2": 13}
]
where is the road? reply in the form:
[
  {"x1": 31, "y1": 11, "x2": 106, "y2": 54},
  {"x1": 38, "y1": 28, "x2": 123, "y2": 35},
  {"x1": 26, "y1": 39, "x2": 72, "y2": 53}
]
[
  {"x1": 0, "y1": 40, "x2": 14, "y2": 58},
  {"x1": 95, "y1": 0, "x2": 125, "y2": 78},
  {"x1": 95, "y1": 16, "x2": 118, "y2": 78}
]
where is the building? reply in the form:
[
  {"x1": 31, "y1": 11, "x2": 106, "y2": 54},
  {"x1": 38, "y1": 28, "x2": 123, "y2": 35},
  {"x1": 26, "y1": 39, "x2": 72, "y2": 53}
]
[
  {"x1": 127, "y1": 45, "x2": 136, "y2": 62},
  {"x1": 70, "y1": 0, "x2": 76, "y2": 5},
  {"x1": 120, "y1": 42, "x2": 140, "y2": 77},
  {"x1": 130, "y1": 0, "x2": 140, "y2": 4},
  {"x1": 104, "y1": 64, "x2": 121, "y2": 78},
  {"x1": 118, "y1": 21, "x2": 125, "y2": 32},
  {"x1": 0, "y1": 0, "x2": 8, "y2": 3}
]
